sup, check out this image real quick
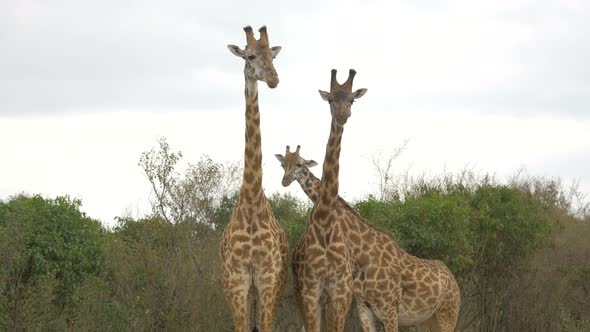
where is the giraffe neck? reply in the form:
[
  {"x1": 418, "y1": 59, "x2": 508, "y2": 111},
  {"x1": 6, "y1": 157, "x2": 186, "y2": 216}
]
[
  {"x1": 296, "y1": 157, "x2": 405, "y2": 265},
  {"x1": 296, "y1": 167, "x2": 321, "y2": 203},
  {"x1": 312, "y1": 119, "x2": 343, "y2": 226},
  {"x1": 296, "y1": 152, "x2": 405, "y2": 262},
  {"x1": 240, "y1": 74, "x2": 263, "y2": 203}
]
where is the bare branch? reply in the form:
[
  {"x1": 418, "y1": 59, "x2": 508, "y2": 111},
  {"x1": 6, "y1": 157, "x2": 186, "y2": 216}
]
[
  {"x1": 138, "y1": 138, "x2": 241, "y2": 226},
  {"x1": 370, "y1": 139, "x2": 409, "y2": 201}
]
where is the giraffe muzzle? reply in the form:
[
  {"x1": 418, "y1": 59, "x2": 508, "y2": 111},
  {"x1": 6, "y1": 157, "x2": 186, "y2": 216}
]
[
  {"x1": 266, "y1": 71, "x2": 279, "y2": 88},
  {"x1": 281, "y1": 176, "x2": 293, "y2": 187},
  {"x1": 267, "y1": 78, "x2": 279, "y2": 89},
  {"x1": 332, "y1": 108, "x2": 351, "y2": 126}
]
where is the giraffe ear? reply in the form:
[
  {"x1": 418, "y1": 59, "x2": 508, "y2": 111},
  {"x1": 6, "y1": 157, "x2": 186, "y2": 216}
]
[
  {"x1": 227, "y1": 44, "x2": 245, "y2": 58},
  {"x1": 318, "y1": 90, "x2": 330, "y2": 101},
  {"x1": 305, "y1": 159, "x2": 318, "y2": 168},
  {"x1": 275, "y1": 154, "x2": 285, "y2": 164},
  {"x1": 352, "y1": 88, "x2": 368, "y2": 100},
  {"x1": 271, "y1": 46, "x2": 282, "y2": 58}
]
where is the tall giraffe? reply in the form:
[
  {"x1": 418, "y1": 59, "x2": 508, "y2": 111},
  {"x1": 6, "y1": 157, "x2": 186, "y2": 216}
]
[
  {"x1": 275, "y1": 149, "x2": 461, "y2": 331},
  {"x1": 220, "y1": 26, "x2": 288, "y2": 332},
  {"x1": 291, "y1": 69, "x2": 368, "y2": 332}
]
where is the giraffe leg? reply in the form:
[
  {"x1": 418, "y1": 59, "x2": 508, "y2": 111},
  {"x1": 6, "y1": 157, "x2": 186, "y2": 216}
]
[
  {"x1": 223, "y1": 273, "x2": 251, "y2": 332},
  {"x1": 383, "y1": 318, "x2": 399, "y2": 332},
  {"x1": 299, "y1": 283, "x2": 322, "y2": 332},
  {"x1": 256, "y1": 286, "x2": 279, "y2": 332},
  {"x1": 357, "y1": 302, "x2": 377, "y2": 332},
  {"x1": 424, "y1": 300, "x2": 459, "y2": 332},
  {"x1": 255, "y1": 266, "x2": 289, "y2": 332},
  {"x1": 382, "y1": 304, "x2": 400, "y2": 332},
  {"x1": 326, "y1": 298, "x2": 350, "y2": 332},
  {"x1": 353, "y1": 273, "x2": 376, "y2": 332},
  {"x1": 326, "y1": 292, "x2": 352, "y2": 331}
]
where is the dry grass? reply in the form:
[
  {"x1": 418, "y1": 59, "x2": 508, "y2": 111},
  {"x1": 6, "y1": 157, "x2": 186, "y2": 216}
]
[{"x1": 484, "y1": 217, "x2": 590, "y2": 331}]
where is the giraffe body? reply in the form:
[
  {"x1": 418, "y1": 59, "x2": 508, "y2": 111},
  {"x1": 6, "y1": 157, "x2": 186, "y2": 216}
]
[
  {"x1": 276, "y1": 153, "x2": 460, "y2": 331},
  {"x1": 288, "y1": 70, "x2": 367, "y2": 332},
  {"x1": 291, "y1": 209, "x2": 353, "y2": 332},
  {"x1": 220, "y1": 26, "x2": 288, "y2": 332}
]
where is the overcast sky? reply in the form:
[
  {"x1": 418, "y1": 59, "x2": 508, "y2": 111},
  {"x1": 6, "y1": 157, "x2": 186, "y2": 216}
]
[{"x1": 1, "y1": 0, "x2": 589, "y2": 225}]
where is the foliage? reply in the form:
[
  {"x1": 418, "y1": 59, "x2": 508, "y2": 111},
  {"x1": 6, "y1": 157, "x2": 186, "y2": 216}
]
[
  {"x1": 211, "y1": 193, "x2": 238, "y2": 230},
  {"x1": 2, "y1": 143, "x2": 589, "y2": 331},
  {"x1": 355, "y1": 191, "x2": 473, "y2": 278},
  {"x1": 72, "y1": 217, "x2": 231, "y2": 331},
  {"x1": 0, "y1": 195, "x2": 104, "y2": 329},
  {"x1": 467, "y1": 184, "x2": 550, "y2": 331},
  {"x1": 139, "y1": 137, "x2": 241, "y2": 227},
  {"x1": 138, "y1": 136, "x2": 183, "y2": 223},
  {"x1": 268, "y1": 192, "x2": 310, "y2": 247}
]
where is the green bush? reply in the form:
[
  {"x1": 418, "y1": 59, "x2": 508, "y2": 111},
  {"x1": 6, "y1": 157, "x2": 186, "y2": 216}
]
[
  {"x1": 469, "y1": 184, "x2": 550, "y2": 281},
  {"x1": 211, "y1": 193, "x2": 238, "y2": 230},
  {"x1": 354, "y1": 189, "x2": 473, "y2": 278},
  {"x1": 268, "y1": 192, "x2": 309, "y2": 247},
  {"x1": 2, "y1": 143, "x2": 586, "y2": 331},
  {"x1": 73, "y1": 217, "x2": 231, "y2": 330},
  {"x1": 467, "y1": 184, "x2": 550, "y2": 331},
  {"x1": 354, "y1": 175, "x2": 557, "y2": 331},
  {"x1": 0, "y1": 194, "x2": 104, "y2": 329}
]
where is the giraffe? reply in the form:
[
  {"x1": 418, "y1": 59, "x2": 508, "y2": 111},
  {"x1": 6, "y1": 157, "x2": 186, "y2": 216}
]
[
  {"x1": 274, "y1": 157, "x2": 460, "y2": 331},
  {"x1": 220, "y1": 26, "x2": 288, "y2": 332},
  {"x1": 289, "y1": 69, "x2": 368, "y2": 332}
]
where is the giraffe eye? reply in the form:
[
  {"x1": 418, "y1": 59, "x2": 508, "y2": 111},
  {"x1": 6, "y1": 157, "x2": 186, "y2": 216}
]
[{"x1": 247, "y1": 55, "x2": 256, "y2": 61}]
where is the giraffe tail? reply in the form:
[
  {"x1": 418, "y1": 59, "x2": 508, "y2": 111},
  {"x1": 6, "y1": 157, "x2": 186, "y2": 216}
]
[{"x1": 248, "y1": 285, "x2": 258, "y2": 332}]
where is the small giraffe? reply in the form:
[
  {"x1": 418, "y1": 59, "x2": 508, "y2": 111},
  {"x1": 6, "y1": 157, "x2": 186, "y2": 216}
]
[
  {"x1": 275, "y1": 149, "x2": 461, "y2": 331},
  {"x1": 290, "y1": 69, "x2": 367, "y2": 332},
  {"x1": 220, "y1": 26, "x2": 288, "y2": 332}
]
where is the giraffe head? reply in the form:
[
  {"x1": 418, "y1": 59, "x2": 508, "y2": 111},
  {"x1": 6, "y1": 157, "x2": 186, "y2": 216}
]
[
  {"x1": 318, "y1": 69, "x2": 367, "y2": 126},
  {"x1": 275, "y1": 145, "x2": 318, "y2": 186},
  {"x1": 227, "y1": 25, "x2": 282, "y2": 88}
]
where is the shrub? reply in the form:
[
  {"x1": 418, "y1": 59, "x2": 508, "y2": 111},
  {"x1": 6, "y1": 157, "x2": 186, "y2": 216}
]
[
  {"x1": 268, "y1": 192, "x2": 309, "y2": 247},
  {"x1": 354, "y1": 190, "x2": 473, "y2": 278},
  {"x1": 467, "y1": 184, "x2": 550, "y2": 331},
  {"x1": 0, "y1": 195, "x2": 104, "y2": 329},
  {"x1": 73, "y1": 217, "x2": 231, "y2": 330}
]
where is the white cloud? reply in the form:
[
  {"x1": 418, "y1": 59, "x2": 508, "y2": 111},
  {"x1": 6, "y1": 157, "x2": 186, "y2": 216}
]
[{"x1": 2, "y1": 0, "x2": 589, "y2": 115}]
